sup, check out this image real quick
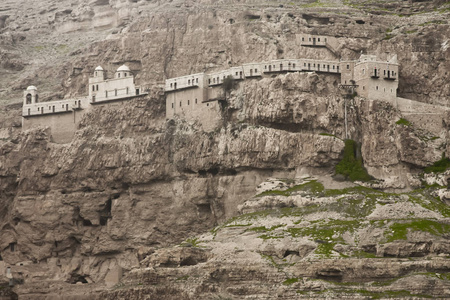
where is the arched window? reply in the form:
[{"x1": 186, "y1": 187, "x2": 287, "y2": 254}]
[
  {"x1": 96, "y1": 85, "x2": 99, "y2": 91},
  {"x1": 26, "y1": 94, "x2": 32, "y2": 104},
  {"x1": 28, "y1": 108, "x2": 30, "y2": 115},
  {"x1": 179, "y1": 101, "x2": 181, "y2": 107},
  {"x1": 188, "y1": 100, "x2": 190, "y2": 105},
  {"x1": 105, "y1": 91, "x2": 108, "y2": 98},
  {"x1": 280, "y1": 64, "x2": 283, "y2": 71},
  {"x1": 92, "y1": 85, "x2": 95, "y2": 92},
  {"x1": 118, "y1": 73, "x2": 121, "y2": 78},
  {"x1": 35, "y1": 94, "x2": 39, "y2": 103},
  {"x1": 124, "y1": 73, "x2": 127, "y2": 77},
  {"x1": 196, "y1": 78, "x2": 198, "y2": 83},
  {"x1": 188, "y1": 79, "x2": 191, "y2": 85},
  {"x1": 95, "y1": 72, "x2": 97, "y2": 77},
  {"x1": 126, "y1": 87, "x2": 129, "y2": 94},
  {"x1": 115, "y1": 89, "x2": 117, "y2": 96},
  {"x1": 255, "y1": 69, "x2": 258, "y2": 73},
  {"x1": 66, "y1": 104, "x2": 69, "y2": 111},
  {"x1": 195, "y1": 98, "x2": 197, "y2": 104}
]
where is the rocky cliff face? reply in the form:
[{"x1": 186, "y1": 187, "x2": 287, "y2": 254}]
[
  {"x1": 1, "y1": 71, "x2": 448, "y2": 298},
  {"x1": 0, "y1": 0, "x2": 449, "y2": 298},
  {"x1": 1, "y1": 0, "x2": 449, "y2": 104}
]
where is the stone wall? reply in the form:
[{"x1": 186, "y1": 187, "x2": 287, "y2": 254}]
[{"x1": 22, "y1": 110, "x2": 86, "y2": 144}]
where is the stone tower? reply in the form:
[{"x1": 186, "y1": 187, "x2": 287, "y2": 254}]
[{"x1": 23, "y1": 86, "x2": 39, "y2": 105}]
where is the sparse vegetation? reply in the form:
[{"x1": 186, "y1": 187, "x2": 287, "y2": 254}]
[
  {"x1": 423, "y1": 154, "x2": 450, "y2": 173},
  {"x1": 395, "y1": 118, "x2": 411, "y2": 126},
  {"x1": 282, "y1": 278, "x2": 299, "y2": 285},
  {"x1": 385, "y1": 219, "x2": 450, "y2": 242},
  {"x1": 180, "y1": 237, "x2": 203, "y2": 248}
]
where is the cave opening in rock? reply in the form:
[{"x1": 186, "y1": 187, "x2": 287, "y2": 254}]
[
  {"x1": 180, "y1": 257, "x2": 198, "y2": 266},
  {"x1": 68, "y1": 274, "x2": 88, "y2": 284},
  {"x1": 283, "y1": 250, "x2": 300, "y2": 258},
  {"x1": 99, "y1": 199, "x2": 112, "y2": 226},
  {"x1": 82, "y1": 219, "x2": 93, "y2": 226}
]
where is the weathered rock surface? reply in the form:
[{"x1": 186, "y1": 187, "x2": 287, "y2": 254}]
[{"x1": 0, "y1": 0, "x2": 449, "y2": 298}]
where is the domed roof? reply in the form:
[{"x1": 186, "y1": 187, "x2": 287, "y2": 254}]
[
  {"x1": 26, "y1": 86, "x2": 37, "y2": 91},
  {"x1": 117, "y1": 65, "x2": 130, "y2": 72},
  {"x1": 95, "y1": 66, "x2": 104, "y2": 71}
]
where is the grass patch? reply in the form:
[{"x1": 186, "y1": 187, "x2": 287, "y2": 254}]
[
  {"x1": 424, "y1": 155, "x2": 450, "y2": 173},
  {"x1": 283, "y1": 278, "x2": 299, "y2": 285},
  {"x1": 385, "y1": 219, "x2": 450, "y2": 242},
  {"x1": 286, "y1": 220, "x2": 360, "y2": 257},
  {"x1": 395, "y1": 118, "x2": 411, "y2": 126},
  {"x1": 324, "y1": 185, "x2": 381, "y2": 197},
  {"x1": 247, "y1": 224, "x2": 284, "y2": 233},
  {"x1": 335, "y1": 139, "x2": 372, "y2": 182}
]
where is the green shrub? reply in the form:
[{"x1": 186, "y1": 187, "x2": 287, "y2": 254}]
[
  {"x1": 335, "y1": 139, "x2": 372, "y2": 182},
  {"x1": 222, "y1": 75, "x2": 235, "y2": 94},
  {"x1": 395, "y1": 118, "x2": 411, "y2": 126}
]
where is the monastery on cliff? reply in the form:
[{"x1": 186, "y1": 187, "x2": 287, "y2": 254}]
[{"x1": 22, "y1": 34, "x2": 401, "y2": 141}]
